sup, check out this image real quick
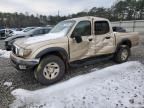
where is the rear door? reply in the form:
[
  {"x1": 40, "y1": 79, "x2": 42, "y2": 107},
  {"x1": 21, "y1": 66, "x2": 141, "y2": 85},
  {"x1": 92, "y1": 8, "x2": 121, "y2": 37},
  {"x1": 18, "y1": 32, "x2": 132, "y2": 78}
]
[
  {"x1": 94, "y1": 21, "x2": 115, "y2": 55},
  {"x1": 69, "y1": 20, "x2": 96, "y2": 61}
]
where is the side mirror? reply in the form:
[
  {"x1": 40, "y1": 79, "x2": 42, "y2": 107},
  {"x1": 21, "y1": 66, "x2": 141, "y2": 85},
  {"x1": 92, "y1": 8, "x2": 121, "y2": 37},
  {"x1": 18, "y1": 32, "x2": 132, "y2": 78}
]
[
  {"x1": 75, "y1": 36, "x2": 82, "y2": 43},
  {"x1": 71, "y1": 31, "x2": 82, "y2": 43}
]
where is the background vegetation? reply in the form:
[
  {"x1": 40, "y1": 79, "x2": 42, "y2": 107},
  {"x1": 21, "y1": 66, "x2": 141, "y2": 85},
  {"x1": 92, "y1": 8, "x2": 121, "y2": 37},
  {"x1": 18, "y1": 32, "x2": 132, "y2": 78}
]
[{"x1": 0, "y1": 0, "x2": 144, "y2": 28}]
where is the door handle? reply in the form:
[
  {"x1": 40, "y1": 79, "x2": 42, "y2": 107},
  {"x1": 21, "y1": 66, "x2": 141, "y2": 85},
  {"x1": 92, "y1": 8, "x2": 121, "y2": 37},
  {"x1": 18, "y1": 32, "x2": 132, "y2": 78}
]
[{"x1": 105, "y1": 37, "x2": 111, "y2": 39}]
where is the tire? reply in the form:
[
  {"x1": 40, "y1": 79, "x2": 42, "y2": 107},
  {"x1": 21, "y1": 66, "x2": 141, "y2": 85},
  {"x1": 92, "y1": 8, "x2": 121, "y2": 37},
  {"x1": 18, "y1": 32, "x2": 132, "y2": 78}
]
[
  {"x1": 113, "y1": 45, "x2": 130, "y2": 63},
  {"x1": 34, "y1": 55, "x2": 65, "y2": 85}
]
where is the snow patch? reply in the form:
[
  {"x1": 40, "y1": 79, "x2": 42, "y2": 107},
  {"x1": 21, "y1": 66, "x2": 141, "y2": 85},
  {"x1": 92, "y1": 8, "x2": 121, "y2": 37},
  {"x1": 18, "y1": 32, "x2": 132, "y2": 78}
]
[
  {"x1": 4, "y1": 81, "x2": 12, "y2": 87},
  {"x1": 0, "y1": 49, "x2": 10, "y2": 58},
  {"x1": 10, "y1": 61, "x2": 144, "y2": 108}
]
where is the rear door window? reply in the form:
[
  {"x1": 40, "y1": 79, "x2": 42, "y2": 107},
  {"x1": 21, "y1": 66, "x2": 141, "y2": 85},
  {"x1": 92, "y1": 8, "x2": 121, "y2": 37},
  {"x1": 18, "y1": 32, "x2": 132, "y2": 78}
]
[{"x1": 94, "y1": 21, "x2": 110, "y2": 35}]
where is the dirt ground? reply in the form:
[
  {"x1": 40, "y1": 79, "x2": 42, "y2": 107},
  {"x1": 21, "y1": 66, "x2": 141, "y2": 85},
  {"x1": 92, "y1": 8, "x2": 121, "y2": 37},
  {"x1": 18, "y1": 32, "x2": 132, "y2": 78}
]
[{"x1": 0, "y1": 34, "x2": 144, "y2": 108}]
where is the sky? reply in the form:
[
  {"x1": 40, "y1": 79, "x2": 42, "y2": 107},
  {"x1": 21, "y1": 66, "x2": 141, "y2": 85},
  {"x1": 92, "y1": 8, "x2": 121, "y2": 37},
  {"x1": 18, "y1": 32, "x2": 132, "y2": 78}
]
[{"x1": 0, "y1": 0, "x2": 117, "y2": 16}]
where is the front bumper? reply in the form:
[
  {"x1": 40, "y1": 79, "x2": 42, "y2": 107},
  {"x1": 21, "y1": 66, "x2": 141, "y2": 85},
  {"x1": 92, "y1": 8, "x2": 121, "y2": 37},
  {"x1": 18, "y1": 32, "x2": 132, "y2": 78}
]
[{"x1": 10, "y1": 52, "x2": 39, "y2": 70}]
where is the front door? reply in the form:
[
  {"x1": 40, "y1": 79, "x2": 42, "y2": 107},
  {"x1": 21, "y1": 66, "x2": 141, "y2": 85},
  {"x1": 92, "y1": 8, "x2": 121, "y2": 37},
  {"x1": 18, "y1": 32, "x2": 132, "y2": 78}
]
[{"x1": 69, "y1": 20, "x2": 95, "y2": 61}]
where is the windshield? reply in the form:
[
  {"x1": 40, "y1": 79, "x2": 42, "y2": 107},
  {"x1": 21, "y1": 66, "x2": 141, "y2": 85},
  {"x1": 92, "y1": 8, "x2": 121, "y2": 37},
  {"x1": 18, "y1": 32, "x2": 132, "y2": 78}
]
[
  {"x1": 23, "y1": 27, "x2": 35, "y2": 32},
  {"x1": 49, "y1": 20, "x2": 75, "y2": 36}
]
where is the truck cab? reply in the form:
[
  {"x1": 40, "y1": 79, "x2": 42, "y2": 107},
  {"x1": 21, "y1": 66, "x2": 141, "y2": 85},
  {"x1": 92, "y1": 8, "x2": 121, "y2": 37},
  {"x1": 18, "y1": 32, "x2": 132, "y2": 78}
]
[{"x1": 69, "y1": 17, "x2": 115, "y2": 61}]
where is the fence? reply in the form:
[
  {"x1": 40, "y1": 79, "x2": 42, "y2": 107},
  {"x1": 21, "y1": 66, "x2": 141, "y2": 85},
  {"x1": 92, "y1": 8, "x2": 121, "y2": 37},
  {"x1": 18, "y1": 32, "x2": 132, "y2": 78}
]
[{"x1": 111, "y1": 20, "x2": 144, "y2": 33}]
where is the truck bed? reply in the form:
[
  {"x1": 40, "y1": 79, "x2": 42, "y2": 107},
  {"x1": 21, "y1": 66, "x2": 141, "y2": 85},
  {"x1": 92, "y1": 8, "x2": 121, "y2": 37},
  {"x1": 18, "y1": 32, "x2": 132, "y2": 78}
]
[{"x1": 114, "y1": 32, "x2": 139, "y2": 47}]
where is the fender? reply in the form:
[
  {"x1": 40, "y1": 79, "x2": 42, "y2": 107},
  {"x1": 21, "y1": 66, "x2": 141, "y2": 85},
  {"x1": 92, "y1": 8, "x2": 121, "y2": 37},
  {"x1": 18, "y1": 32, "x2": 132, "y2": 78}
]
[
  {"x1": 116, "y1": 38, "x2": 132, "y2": 52},
  {"x1": 35, "y1": 47, "x2": 69, "y2": 61}
]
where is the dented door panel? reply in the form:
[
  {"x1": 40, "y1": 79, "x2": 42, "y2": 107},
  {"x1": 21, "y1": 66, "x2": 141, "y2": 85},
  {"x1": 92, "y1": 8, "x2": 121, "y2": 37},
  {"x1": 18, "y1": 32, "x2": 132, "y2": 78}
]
[
  {"x1": 93, "y1": 20, "x2": 116, "y2": 55},
  {"x1": 95, "y1": 33, "x2": 115, "y2": 55},
  {"x1": 69, "y1": 35, "x2": 95, "y2": 61}
]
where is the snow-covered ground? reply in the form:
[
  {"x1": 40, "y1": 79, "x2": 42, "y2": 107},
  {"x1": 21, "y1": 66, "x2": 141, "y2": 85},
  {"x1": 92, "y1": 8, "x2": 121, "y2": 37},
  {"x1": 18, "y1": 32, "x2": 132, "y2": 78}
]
[
  {"x1": 10, "y1": 61, "x2": 144, "y2": 108},
  {"x1": 0, "y1": 49, "x2": 10, "y2": 58}
]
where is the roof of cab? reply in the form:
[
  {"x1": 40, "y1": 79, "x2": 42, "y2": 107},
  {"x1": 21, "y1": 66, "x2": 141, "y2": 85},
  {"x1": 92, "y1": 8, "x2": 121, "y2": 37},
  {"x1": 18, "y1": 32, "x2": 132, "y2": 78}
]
[{"x1": 67, "y1": 16, "x2": 109, "y2": 22}]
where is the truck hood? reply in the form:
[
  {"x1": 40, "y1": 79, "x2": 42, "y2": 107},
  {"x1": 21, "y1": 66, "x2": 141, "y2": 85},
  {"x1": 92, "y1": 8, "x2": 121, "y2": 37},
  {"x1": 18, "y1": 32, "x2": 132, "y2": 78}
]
[
  {"x1": 14, "y1": 32, "x2": 65, "y2": 48},
  {"x1": 5, "y1": 34, "x2": 27, "y2": 42},
  {"x1": 25, "y1": 32, "x2": 65, "y2": 44}
]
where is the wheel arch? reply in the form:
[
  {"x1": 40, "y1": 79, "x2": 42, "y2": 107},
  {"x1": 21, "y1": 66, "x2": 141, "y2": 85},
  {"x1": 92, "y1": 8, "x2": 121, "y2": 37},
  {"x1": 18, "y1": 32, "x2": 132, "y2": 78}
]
[
  {"x1": 35, "y1": 47, "x2": 69, "y2": 63},
  {"x1": 116, "y1": 38, "x2": 132, "y2": 52}
]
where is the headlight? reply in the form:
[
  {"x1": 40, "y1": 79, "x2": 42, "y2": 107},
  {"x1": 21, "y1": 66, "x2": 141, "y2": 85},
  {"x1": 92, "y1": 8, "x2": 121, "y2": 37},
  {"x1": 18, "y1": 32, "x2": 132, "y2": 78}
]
[{"x1": 18, "y1": 48, "x2": 32, "y2": 57}]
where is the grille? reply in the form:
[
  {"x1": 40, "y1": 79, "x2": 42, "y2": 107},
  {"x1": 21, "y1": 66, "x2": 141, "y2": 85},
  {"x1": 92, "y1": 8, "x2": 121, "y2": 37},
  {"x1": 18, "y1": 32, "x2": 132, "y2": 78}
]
[{"x1": 12, "y1": 45, "x2": 16, "y2": 55}]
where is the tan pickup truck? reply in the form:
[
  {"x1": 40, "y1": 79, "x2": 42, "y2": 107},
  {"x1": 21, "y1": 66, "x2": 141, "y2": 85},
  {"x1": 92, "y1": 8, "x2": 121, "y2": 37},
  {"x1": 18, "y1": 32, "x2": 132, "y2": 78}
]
[{"x1": 10, "y1": 16, "x2": 139, "y2": 85}]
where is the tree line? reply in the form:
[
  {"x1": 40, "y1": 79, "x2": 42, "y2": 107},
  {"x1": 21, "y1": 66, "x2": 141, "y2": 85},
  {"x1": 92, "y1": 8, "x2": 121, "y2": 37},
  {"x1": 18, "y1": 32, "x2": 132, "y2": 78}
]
[{"x1": 0, "y1": 0, "x2": 144, "y2": 28}]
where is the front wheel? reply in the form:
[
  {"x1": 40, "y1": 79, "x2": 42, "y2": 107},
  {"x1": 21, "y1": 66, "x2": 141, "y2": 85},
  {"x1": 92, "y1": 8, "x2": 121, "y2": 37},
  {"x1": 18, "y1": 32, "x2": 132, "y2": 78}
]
[
  {"x1": 34, "y1": 55, "x2": 65, "y2": 85},
  {"x1": 113, "y1": 45, "x2": 130, "y2": 63}
]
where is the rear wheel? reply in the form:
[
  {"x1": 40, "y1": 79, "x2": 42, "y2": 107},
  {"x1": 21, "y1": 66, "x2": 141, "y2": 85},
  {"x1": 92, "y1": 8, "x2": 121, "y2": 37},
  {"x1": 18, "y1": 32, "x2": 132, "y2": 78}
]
[
  {"x1": 113, "y1": 45, "x2": 130, "y2": 63},
  {"x1": 34, "y1": 55, "x2": 65, "y2": 85}
]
